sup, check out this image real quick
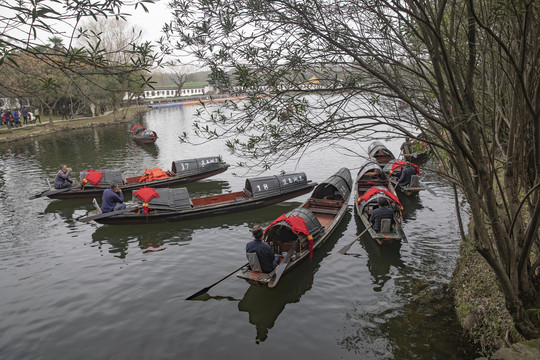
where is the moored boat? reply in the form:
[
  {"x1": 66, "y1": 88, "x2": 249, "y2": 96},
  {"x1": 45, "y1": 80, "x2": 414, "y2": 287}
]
[
  {"x1": 131, "y1": 124, "x2": 158, "y2": 143},
  {"x1": 382, "y1": 160, "x2": 425, "y2": 196},
  {"x1": 354, "y1": 160, "x2": 405, "y2": 245},
  {"x1": 31, "y1": 156, "x2": 230, "y2": 200},
  {"x1": 79, "y1": 172, "x2": 317, "y2": 225},
  {"x1": 237, "y1": 167, "x2": 352, "y2": 287},
  {"x1": 367, "y1": 140, "x2": 395, "y2": 166}
]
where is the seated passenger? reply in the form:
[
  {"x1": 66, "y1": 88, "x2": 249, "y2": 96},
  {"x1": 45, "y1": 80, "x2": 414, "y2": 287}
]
[
  {"x1": 369, "y1": 197, "x2": 394, "y2": 232},
  {"x1": 54, "y1": 164, "x2": 74, "y2": 189},
  {"x1": 398, "y1": 162, "x2": 417, "y2": 187},
  {"x1": 101, "y1": 183, "x2": 126, "y2": 213},
  {"x1": 246, "y1": 225, "x2": 279, "y2": 273}
]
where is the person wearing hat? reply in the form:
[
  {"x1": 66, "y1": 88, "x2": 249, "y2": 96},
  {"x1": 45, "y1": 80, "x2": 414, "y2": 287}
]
[
  {"x1": 398, "y1": 161, "x2": 417, "y2": 187},
  {"x1": 101, "y1": 183, "x2": 125, "y2": 213},
  {"x1": 246, "y1": 225, "x2": 279, "y2": 273},
  {"x1": 54, "y1": 164, "x2": 75, "y2": 189},
  {"x1": 369, "y1": 197, "x2": 394, "y2": 232}
]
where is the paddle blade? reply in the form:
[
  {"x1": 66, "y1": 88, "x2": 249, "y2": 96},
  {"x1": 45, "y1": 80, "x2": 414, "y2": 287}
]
[
  {"x1": 419, "y1": 180, "x2": 436, "y2": 196},
  {"x1": 185, "y1": 287, "x2": 210, "y2": 300},
  {"x1": 337, "y1": 243, "x2": 353, "y2": 255}
]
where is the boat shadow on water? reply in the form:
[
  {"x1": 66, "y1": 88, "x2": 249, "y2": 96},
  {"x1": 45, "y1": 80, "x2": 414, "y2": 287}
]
[
  {"x1": 89, "y1": 201, "x2": 304, "y2": 259},
  {"x1": 351, "y1": 215, "x2": 405, "y2": 292},
  {"x1": 133, "y1": 141, "x2": 159, "y2": 158},
  {"x1": 399, "y1": 194, "x2": 424, "y2": 222},
  {"x1": 237, "y1": 210, "x2": 351, "y2": 343}
]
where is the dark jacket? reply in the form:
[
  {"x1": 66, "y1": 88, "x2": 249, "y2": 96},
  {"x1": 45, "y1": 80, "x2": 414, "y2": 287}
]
[
  {"x1": 102, "y1": 188, "x2": 124, "y2": 213},
  {"x1": 246, "y1": 239, "x2": 276, "y2": 273},
  {"x1": 54, "y1": 169, "x2": 73, "y2": 189},
  {"x1": 369, "y1": 206, "x2": 394, "y2": 232},
  {"x1": 398, "y1": 166, "x2": 417, "y2": 187}
]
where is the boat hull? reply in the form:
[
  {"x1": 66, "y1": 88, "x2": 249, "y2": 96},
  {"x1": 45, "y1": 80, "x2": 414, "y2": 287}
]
[
  {"x1": 91, "y1": 185, "x2": 316, "y2": 225},
  {"x1": 236, "y1": 168, "x2": 353, "y2": 286},
  {"x1": 33, "y1": 164, "x2": 229, "y2": 200},
  {"x1": 354, "y1": 161, "x2": 405, "y2": 245}
]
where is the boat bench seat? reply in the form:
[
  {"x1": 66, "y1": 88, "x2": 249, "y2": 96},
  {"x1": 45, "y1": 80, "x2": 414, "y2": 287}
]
[{"x1": 310, "y1": 207, "x2": 339, "y2": 215}]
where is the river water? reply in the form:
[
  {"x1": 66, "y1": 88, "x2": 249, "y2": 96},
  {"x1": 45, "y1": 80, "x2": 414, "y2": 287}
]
[{"x1": 0, "y1": 104, "x2": 476, "y2": 359}]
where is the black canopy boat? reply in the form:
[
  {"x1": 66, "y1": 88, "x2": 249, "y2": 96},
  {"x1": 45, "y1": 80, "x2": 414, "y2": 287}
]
[
  {"x1": 79, "y1": 172, "x2": 317, "y2": 225},
  {"x1": 236, "y1": 167, "x2": 352, "y2": 287},
  {"x1": 354, "y1": 160, "x2": 405, "y2": 245},
  {"x1": 382, "y1": 160, "x2": 425, "y2": 196},
  {"x1": 367, "y1": 140, "x2": 396, "y2": 166},
  {"x1": 31, "y1": 156, "x2": 230, "y2": 200},
  {"x1": 131, "y1": 124, "x2": 158, "y2": 143}
]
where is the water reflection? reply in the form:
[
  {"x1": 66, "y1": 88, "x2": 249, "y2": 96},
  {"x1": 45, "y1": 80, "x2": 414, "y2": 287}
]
[
  {"x1": 238, "y1": 211, "x2": 350, "y2": 343},
  {"x1": 132, "y1": 141, "x2": 159, "y2": 158},
  {"x1": 400, "y1": 193, "x2": 424, "y2": 221},
  {"x1": 340, "y1": 282, "x2": 472, "y2": 359},
  {"x1": 90, "y1": 202, "x2": 303, "y2": 259},
  {"x1": 91, "y1": 223, "x2": 189, "y2": 258}
]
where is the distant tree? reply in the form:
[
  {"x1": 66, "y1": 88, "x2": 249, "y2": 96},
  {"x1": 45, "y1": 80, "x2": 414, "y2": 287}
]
[
  {"x1": 0, "y1": 0, "x2": 161, "y2": 123},
  {"x1": 165, "y1": 0, "x2": 540, "y2": 339}
]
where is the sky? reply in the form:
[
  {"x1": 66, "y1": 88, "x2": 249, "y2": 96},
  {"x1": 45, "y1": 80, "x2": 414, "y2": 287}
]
[{"x1": 126, "y1": 0, "x2": 173, "y2": 42}]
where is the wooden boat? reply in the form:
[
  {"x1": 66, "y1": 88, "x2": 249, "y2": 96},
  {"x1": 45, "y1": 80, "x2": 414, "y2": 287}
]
[
  {"x1": 367, "y1": 140, "x2": 395, "y2": 166},
  {"x1": 354, "y1": 160, "x2": 405, "y2": 245},
  {"x1": 31, "y1": 156, "x2": 230, "y2": 200},
  {"x1": 369, "y1": 141, "x2": 425, "y2": 196},
  {"x1": 236, "y1": 167, "x2": 352, "y2": 287},
  {"x1": 79, "y1": 172, "x2": 317, "y2": 225},
  {"x1": 131, "y1": 124, "x2": 158, "y2": 143},
  {"x1": 382, "y1": 160, "x2": 425, "y2": 196}
]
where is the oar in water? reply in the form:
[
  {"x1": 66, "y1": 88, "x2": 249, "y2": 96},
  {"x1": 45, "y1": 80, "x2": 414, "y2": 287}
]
[
  {"x1": 337, "y1": 225, "x2": 373, "y2": 255},
  {"x1": 185, "y1": 262, "x2": 249, "y2": 300},
  {"x1": 268, "y1": 241, "x2": 299, "y2": 288},
  {"x1": 418, "y1": 180, "x2": 436, "y2": 196}
]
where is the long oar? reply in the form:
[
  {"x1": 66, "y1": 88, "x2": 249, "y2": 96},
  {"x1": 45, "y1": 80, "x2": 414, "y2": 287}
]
[
  {"x1": 268, "y1": 241, "x2": 299, "y2": 288},
  {"x1": 185, "y1": 262, "x2": 249, "y2": 300},
  {"x1": 337, "y1": 225, "x2": 373, "y2": 255}
]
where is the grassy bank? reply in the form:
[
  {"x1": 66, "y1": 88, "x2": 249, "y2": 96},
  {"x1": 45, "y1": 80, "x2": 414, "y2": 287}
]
[
  {"x1": 451, "y1": 221, "x2": 524, "y2": 356},
  {"x1": 0, "y1": 106, "x2": 148, "y2": 144}
]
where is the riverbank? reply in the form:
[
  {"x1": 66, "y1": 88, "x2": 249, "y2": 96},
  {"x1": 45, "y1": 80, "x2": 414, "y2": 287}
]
[
  {"x1": 0, "y1": 106, "x2": 148, "y2": 144},
  {"x1": 451, "y1": 220, "x2": 525, "y2": 357}
]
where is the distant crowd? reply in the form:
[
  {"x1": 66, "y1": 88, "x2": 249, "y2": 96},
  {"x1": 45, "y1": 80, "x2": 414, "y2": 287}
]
[{"x1": 1, "y1": 107, "x2": 41, "y2": 129}]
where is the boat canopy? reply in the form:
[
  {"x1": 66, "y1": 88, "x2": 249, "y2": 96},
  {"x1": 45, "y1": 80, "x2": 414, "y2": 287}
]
[
  {"x1": 138, "y1": 129, "x2": 157, "y2": 138},
  {"x1": 79, "y1": 169, "x2": 124, "y2": 187},
  {"x1": 368, "y1": 141, "x2": 395, "y2": 161},
  {"x1": 265, "y1": 207, "x2": 323, "y2": 244},
  {"x1": 356, "y1": 160, "x2": 384, "y2": 179},
  {"x1": 311, "y1": 167, "x2": 351, "y2": 200},
  {"x1": 133, "y1": 187, "x2": 192, "y2": 210},
  {"x1": 171, "y1": 156, "x2": 223, "y2": 176},
  {"x1": 245, "y1": 172, "x2": 309, "y2": 200}
]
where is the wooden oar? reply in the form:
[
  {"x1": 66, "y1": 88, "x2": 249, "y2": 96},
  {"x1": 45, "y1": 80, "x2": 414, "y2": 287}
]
[
  {"x1": 185, "y1": 262, "x2": 249, "y2": 300},
  {"x1": 268, "y1": 241, "x2": 299, "y2": 288},
  {"x1": 29, "y1": 186, "x2": 73, "y2": 200},
  {"x1": 79, "y1": 205, "x2": 139, "y2": 222},
  {"x1": 337, "y1": 224, "x2": 373, "y2": 255}
]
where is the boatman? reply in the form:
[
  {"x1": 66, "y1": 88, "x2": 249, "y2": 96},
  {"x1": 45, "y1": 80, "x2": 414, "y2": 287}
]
[
  {"x1": 102, "y1": 183, "x2": 126, "y2": 213},
  {"x1": 54, "y1": 164, "x2": 75, "y2": 189},
  {"x1": 398, "y1": 161, "x2": 417, "y2": 187},
  {"x1": 369, "y1": 197, "x2": 394, "y2": 232},
  {"x1": 246, "y1": 225, "x2": 279, "y2": 273},
  {"x1": 400, "y1": 137, "x2": 413, "y2": 160}
]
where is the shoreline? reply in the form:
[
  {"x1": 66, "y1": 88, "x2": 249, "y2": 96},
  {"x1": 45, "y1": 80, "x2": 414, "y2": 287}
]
[{"x1": 0, "y1": 106, "x2": 148, "y2": 144}]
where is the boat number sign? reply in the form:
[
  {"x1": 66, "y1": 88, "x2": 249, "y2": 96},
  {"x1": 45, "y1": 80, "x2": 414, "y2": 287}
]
[
  {"x1": 254, "y1": 175, "x2": 305, "y2": 192},
  {"x1": 199, "y1": 158, "x2": 219, "y2": 167}
]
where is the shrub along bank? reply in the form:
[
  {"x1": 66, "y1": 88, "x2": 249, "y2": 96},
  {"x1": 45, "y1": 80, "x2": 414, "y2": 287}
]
[{"x1": 451, "y1": 220, "x2": 525, "y2": 357}]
